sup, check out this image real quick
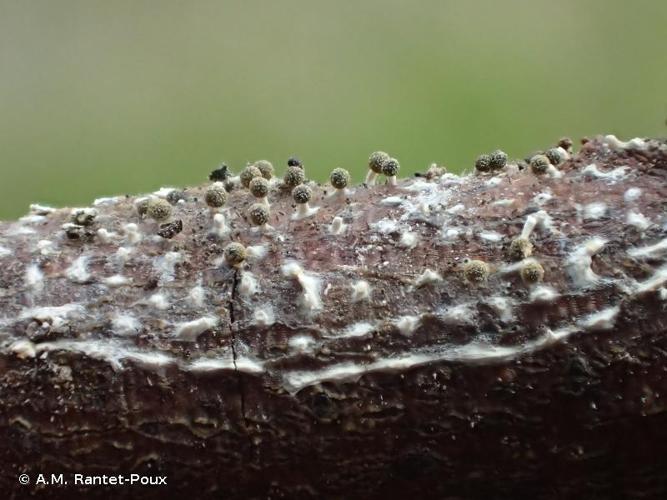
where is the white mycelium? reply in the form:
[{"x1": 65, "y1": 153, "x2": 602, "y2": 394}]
[
  {"x1": 103, "y1": 275, "x2": 130, "y2": 287},
  {"x1": 350, "y1": 280, "x2": 371, "y2": 302},
  {"x1": 583, "y1": 202, "x2": 608, "y2": 220},
  {"x1": 212, "y1": 213, "x2": 228, "y2": 237},
  {"x1": 97, "y1": 228, "x2": 119, "y2": 244},
  {"x1": 581, "y1": 163, "x2": 629, "y2": 181},
  {"x1": 66, "y1": 256, "x2": 91, "y2": 284},
  {"x1": 395, "y1": 315, "x2": 421, "y2": 335},
  {"x1": 330, "y1": 216, "x2": 347, "y2": 235},
  {"x1": 253, "y1": 306, "x2": 275, "y2": 326},
  {"x1": 414, "y1": 269, "x2": 442, "y2": 287},
  {"x1": 282, "y1": 261, "x2": 322, "y2": 312},
  {"x1": 520, "y1": 210, "x2": 555, "y2": 239},
  {"x1": 187, "y1": 286, "x2": 206, "y2": 308},
  {"x1": 148, "y1": 293, "x2": 170, "y2": 310},
  {"x1": 25, "y1": 264, "x2": 44, "y2": 292},
  {"x1": 399, "y1": 231, "x2": 419, "y2": 249},
  {"x1": 123, "y1": 223, "x2": 142, "y2": 245},
  {"x1": 628, "y1": 238, "x2": 667, "y2": 259},
  {"x1": 626, "y1": 210, "x2": 651, "y2": 231},
  {"x1": 112, "y1": 314, "x2": 142, "y2": 336},
  {"x1": 624, "y1": 187, "x2": 642, "y2": 203},
  {"x1": 154, "y1": 252, "x2": 183, "y2": 283},
  {"x1": 173, "y1": 316, "x2": 219, "y2": 341},
  {"x1": 239, "y1": 271, "x2": 259, "y2": 297},
  {"x1": 566, "y1": 237, "x2": 607, "y2": 288}
]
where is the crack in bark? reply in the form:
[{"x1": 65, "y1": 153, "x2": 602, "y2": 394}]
[{"x1": 228, "y1": 268, "x2": 248, "y2": 427}]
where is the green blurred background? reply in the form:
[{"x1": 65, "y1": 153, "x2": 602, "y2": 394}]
[{"x1": 1, "y1": 0, "x2": 666, "y2": 219}]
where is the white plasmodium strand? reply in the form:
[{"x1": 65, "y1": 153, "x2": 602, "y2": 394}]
[
  {"x1": 626, "y1": 210, "x2": 651, "y2": 232},
  {"x1": 624, "y1": 187, "x2": 642, "y2": 203},
  {"x1": 102, "y1": 275, "x2": 131, "y2": 287},
  {"x1": 154, "y1": 252, "x2": 183, "y2": 284},
  {"x1": 187, "y1": 285, "x2": 206, "y2": 308},
  {"x1": 7, "y1": 338, "x2": 264, "y2": 374},
  {"x1": 582, "y1": 202, "x2": 608, "y2": 220},
  {"x1": 566, "y1": 237, "x2": 607, "y2": 288},
  {"x1": 253, "y1": 306, "x2": 275, "y2": 326},
  {"x1": 111, "y1": 314, "x2": 142, "y2": 336},
  {"x1": 414, "y1": 269, "x2": 442, "y2": 287},
  {"x1": 246, "y1": 245, "x2": 268, "y2": 261},
  {"x1": 239, "y1": 271, "x2": 259, "y2": 297},
  {"x1": 399, "y1": 231, "x2": 419, "y2": 249},
  {"x1": 395, "y1": 315, "x2": 421, "y2": 336},
  {"x1": 520, "y1": 210, "x2": 555, "y2": 239},
  {"x1": 172, "y1": 316, "x2": 219, "y2": 341},
  {"x1": 282, "y1": 326, "x2": 580, "y2": 393},
  {"x1": 577, "y1": 306, "x2": 620, "y2": 331},
  {"x1": 212, "y1": 213, "x2": 227, "y2": 237},
  {"x1": 350, "y1": 280, "x2": 371, "y2": 302},
  {"x1": 581, "y1": 163, "x2": 629, "y2": 181},
  {"x1": 633, "y1": 267, "x2": 667, "y2": 295},
  {"x1": 628, "y1": 238, "x2": 667, "y2": 259},
  {"x1": 66, "y1": 255, "x2": 91, "y2": 283},
  {"x1": 330, "y1": 216, "x2": 347, "y2": 235},
  {"x1": 24, "y1": 264, "x2": 44, "y2": 292},
  {"x1": 281, "y1": 261, "x2": 322, "y2": 312},
  {"x1": 148, "y1": 293, "x2": 170, "y2": 310},
  {"x1": 18, "y1": 304, "x2": 85, "y2": 329},
  {"x1": 530, "y1": 286, "x2": 560, "y2": 303}
]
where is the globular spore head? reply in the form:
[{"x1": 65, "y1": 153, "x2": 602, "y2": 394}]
[
  {"x1": 205, "y1": 183, "x2": 227, "y2": 208},
  {"x1": 489, "y1": 149, "x2": 508, "y2": 170},
  {"x1": 240, "y1": 165, "x2": 262, "y2": 188},
  {"x1": 157, "y1": 219, "x2": 183, "y2": 239},
  {"x1": 475, "y1": 154, "x2": 491, "y2": 173},
  {"x1": 292, "y1": 184, "x2": 312, "y2": 204},
  {"x1": 530, "y1": 154, "x2": 550, "y2": 175},
  {"x1": 71, "y1": 208, "x2": 97, "y2": 226},
  {"x1": 248, "y1": 203, "x2": 270, "y2": 226},
  {"x1": 287, "y1": 157, "x2": 303, "y2": 168},
  {"x1": 508, "y1": 237, "x2": 533, "y2": 261},
  {"x1": 254, "y1": 160, "x2": 274, "y2": 180},
  {"x1": 284, "y1": 166, "x2": 306, "y2": 187},
  {"x1": 545, "y1": 147, "x2": 565, "y2": 166},
  {"x1": 558, "y1": 137, "x2": 573, "y2": 152},
  {"x1": 146, "y1": 198, "x2": 172, "y2": 222},
  {"x1": 463, "y1": 259, "x2": 490, "y2": 284},
  {"x1": 521, "y1": 261, "x2": 545, "y2": 284},
  {"x1": 368, "y1": 151, "x2": 389, "y2": 174},
  {"x1": 166, "y1": 190, "x2": 187, "y2": 205},
  {"x1": 382, "y1": 157, "x2": 400, "y2": 177},
  {"x1": 224, "y1": 242, "x2": 247, "y2": 267},
  {"x1": 330, "y1": 168, "x2": 351, "y2": 189},
  {"x1": 209, "y1": 163, "x2": 230, "y2": 182},
  {"x1": 136, "y1": 199, "x2": 150, "y2": 217},
  {"x1": 249, "y1": 177, "x2": 270, "y2": 198}
]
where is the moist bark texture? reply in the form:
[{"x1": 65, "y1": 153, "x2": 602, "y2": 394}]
[{"x1": 1, "y1": 135, "x2": 667, "y2": 499}]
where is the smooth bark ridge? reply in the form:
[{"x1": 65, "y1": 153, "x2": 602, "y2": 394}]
[{"x1": 1, "y1": 135, "x2": 667, "y2": 499}]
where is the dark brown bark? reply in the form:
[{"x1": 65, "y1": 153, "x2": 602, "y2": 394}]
[{"x1": 1, "y1": 135, "x2": 667, "y2": 499}]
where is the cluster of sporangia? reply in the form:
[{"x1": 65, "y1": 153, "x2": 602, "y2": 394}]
[
  {"x1": 114, "y1": 153, "x2": 400, "y2": 269},
  {"x1": 65, "y1": 139, "x2": 571, "y2": 282},
  {"x1": 215, "y1": 154, "x2": 399, "y2": 268},
  {"x1": 465, "y1": 137, "x2": 575, "y2": 286}
]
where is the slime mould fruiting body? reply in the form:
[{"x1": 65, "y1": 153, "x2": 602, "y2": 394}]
[
  {"x1": 0, "y1": 133, "x2": 665, "y2": 390},
  {"x1": 0, "y1": 136, "x2": 667, "y2": 498},
  {"x1": 2, "y1": 135, "x2": 667, "y2": 497}
]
